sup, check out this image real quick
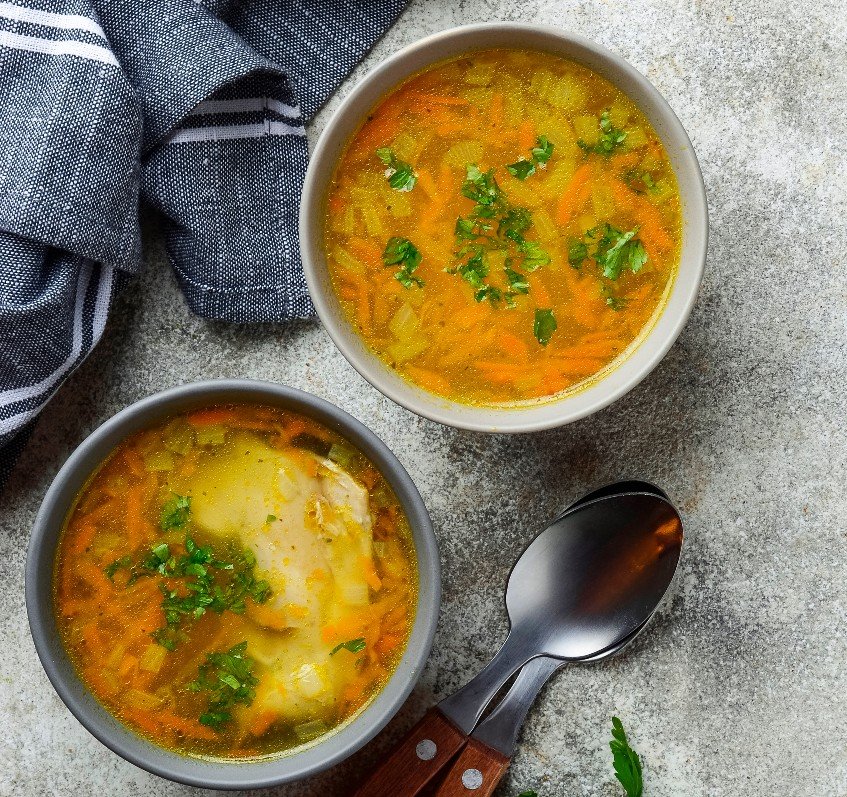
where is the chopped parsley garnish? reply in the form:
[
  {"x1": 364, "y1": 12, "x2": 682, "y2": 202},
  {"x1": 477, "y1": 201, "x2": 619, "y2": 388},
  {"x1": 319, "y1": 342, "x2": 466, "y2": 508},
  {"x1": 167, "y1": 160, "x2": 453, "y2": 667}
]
[
  {"x1": 187, "y1": 642, "x2": 258, "y2": 731},
  {"x1": 450, "y1": 164, "x2": 550, "y2": 312},
  {"x1": 531, "y1": 135, "x2": 554, "y2": 164},
  {"x1": 519, "y1": 240, "x2": 551, "y2": 273},
  {"x1": 376, "y1": 147, "x2": 416, "y2": 192},
  {"x1": 568, "y1": 239, "x2": 589, "y2": 269},
  {"x1": 602, "y1": 285, "x2": 627, "y2": 311},
  {"x1": 461, "y1": 163, "x2": 501, "y2": 206},
  {"x1": 104, "y1": 555, "x2": 133, "y2": 580},
  {"x1": 533, "y1": 308, "x2": 557, "y2": 346},
  {"x1": 108, "y1": 535, "x2": 272, "y2": 651},
  {"x1": 505, "y1": 159, "x2": 536, "y2": 180},
  {"x1": 152, "y1": 538, "x2": 271, "y2": 650},
  {"x1": 610, "y1": 716, "x2": 643, "y2": 797},
  {"x1": 504, "y1": 267, "x2": 529, "y2": 295},
  {"x1": 593, "y1": 225, "x2": 647, "y2": 280},
  {"x1": 569, "y1": 224, "x2": 647, "y2": 282},
  {"x1": 160, "y1": 493, "x2": 191, "y2": 531},
  {"x1": 266, "y1": 514, "x2": 277, "y2": 523},
  {"x1": 623, "y1": 169, "x2": 658, "y2": 195},
  {"x1": 329, "y1": 638, "x2": 366, "y2": 655},
  {"x1": 383, "y1": 237, "x2": 424, "y2": 288},
  {"x1": 578, "y1": 111, "x2": 627, "y2": 156},
  {"x1": 507, "y1": 135, "x2": 555, "y2": 180},
  {"x1": 517, "y1": 792, "x2": 539, "y2": 797}
]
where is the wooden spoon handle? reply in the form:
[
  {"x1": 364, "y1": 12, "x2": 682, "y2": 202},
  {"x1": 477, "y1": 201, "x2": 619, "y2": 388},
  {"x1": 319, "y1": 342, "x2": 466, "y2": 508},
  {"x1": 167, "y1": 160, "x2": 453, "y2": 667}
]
[
  {"x1": 352, "y1": 708, "x2": 467, "y2": 797},
  {"x1": 430, "y1": 738, "x2": 511, "y2": 797}
]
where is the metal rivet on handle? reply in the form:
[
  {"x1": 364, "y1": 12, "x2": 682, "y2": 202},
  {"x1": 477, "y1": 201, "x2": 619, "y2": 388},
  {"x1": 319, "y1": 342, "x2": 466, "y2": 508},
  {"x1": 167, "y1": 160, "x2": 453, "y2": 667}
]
[
  {"x1": 415, "y1": 739, "x2": 437, "y2": 761},
  {"x1": 461, "y1": 768, "x2": 483, "y2": 790}
]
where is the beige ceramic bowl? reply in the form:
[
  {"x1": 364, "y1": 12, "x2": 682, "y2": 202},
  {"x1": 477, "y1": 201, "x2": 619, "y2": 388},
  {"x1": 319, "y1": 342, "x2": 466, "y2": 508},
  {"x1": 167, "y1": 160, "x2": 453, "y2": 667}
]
[{"x1": 300, "y1": 24, "x2": 708, "y2": 432}]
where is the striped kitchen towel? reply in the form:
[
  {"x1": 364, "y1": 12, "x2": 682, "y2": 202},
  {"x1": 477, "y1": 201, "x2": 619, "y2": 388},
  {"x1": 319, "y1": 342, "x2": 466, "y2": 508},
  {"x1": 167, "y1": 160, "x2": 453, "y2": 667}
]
[{"x1": 0, "y1": 0, "x2": 407, "y2": 484}]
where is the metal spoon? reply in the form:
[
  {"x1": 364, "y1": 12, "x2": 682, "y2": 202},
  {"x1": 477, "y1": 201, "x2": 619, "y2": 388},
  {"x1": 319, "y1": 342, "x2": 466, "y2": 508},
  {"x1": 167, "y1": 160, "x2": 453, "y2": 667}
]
[
  {"x1": 354, "y1": 490, "x2": 682, "y2": 797},
  {"x1": 437, "y1": 491, "x2": 682, "y2": 734}
]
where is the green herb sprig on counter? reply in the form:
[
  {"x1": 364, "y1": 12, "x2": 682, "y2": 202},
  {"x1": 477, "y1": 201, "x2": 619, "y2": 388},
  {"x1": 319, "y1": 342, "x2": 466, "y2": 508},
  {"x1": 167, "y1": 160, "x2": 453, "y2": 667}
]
[
  {"x1": 507, "y1": 135, "x2": 554, "y2": 180},
  {"x1": 187, "y1": 641, "x2": 258, "y2": 731},
  {"x1": 383, "y1": 237, "x2": 424, "y2": 288},
  {"x1": 516, "y1": 716, "x2": 644, "y2": 797},
  {"x1": 578, "y1": 110, "x2": 627, "y2": 156},
  {"x1": 376, "y1": 147, "x2": 417, "y2": 192},
  {"x1": 610, "y1": 716, "x2": 643, "y2": 797},
  {"x1": 329, "y1": 638, "x2": 366, "y2": 656}
]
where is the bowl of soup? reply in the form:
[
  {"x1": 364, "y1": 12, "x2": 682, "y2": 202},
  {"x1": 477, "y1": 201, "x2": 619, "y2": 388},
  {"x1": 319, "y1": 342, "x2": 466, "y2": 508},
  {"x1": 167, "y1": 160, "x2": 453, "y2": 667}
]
[
  {"x1": 300, "y1": 24, "x2": 707, "y2": 431},
  {"x1": 26, "y1": 380, "x2": 439, "y2": 788}
]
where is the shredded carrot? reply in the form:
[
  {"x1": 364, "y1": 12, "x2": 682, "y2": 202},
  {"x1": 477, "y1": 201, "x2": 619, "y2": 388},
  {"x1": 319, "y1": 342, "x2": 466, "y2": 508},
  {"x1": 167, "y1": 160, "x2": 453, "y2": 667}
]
[
  {"x1": 518, "y1": 119, "x2": 537, "y2": 150},
  {"x1": 498, "y1": 332, "x2": 529, "y2": 361},
  {"x1": 404, "y1": 365, "x2": 451, "y2": 395},
  {"x1": 556, "y1": 163, "x2": 594, "y2": 225},
  {"x1": 360, "y1": 557, "x2": 383, "y2": 592},
  {"x1": 416, "y1": 167, "x2": 439, "y2": 199}
]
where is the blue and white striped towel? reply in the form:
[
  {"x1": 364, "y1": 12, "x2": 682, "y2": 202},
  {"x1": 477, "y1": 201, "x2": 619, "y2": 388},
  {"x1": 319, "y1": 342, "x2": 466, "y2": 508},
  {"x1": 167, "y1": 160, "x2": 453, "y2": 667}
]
[{"x1": 0, "y1": 0, "x2": 407, "y2": 484}]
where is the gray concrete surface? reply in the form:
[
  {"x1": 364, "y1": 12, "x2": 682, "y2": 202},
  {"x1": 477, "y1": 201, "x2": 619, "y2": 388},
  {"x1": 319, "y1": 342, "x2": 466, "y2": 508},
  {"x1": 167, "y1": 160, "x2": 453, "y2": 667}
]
[{"x1": 2, "y1": 1, "x2": 846, "y2": 794}]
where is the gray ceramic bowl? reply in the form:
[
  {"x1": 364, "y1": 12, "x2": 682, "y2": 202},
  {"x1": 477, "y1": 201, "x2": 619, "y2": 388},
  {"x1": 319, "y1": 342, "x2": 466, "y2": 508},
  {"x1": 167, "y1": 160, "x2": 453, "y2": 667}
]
[
  {"x1": 301, "y1": 23, "x2": 708, "y2": 432},
  {"x1": 26, "y1": 380, "x2": 440, "y2": 789}
]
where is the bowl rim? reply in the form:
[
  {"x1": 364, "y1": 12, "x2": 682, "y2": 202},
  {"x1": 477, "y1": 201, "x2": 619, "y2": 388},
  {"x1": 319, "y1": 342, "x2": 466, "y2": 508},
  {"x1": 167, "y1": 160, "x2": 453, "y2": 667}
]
[
  {"x1": 25, "y1": 379, "x2": 440, "y2": 789},
  {"x1": 300, "y1": 22, "x2": 708, "y2": 432}
]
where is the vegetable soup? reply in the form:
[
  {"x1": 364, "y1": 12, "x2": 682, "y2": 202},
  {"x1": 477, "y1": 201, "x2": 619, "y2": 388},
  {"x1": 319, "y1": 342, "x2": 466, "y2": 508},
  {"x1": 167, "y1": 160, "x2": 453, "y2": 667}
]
[
  {"x1": 54, "y1": 404, "x2": 417, "y2": 759},
  {"x1": 324, "y1": 48, "x2": 682, "y2": 405}
]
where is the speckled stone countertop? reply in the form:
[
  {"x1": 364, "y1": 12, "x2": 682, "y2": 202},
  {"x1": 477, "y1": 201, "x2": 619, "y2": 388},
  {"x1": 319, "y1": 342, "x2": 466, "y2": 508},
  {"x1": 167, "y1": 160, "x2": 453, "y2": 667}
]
[{"x1": 2, "y1": 1, "x2": 846, "y2": 795}]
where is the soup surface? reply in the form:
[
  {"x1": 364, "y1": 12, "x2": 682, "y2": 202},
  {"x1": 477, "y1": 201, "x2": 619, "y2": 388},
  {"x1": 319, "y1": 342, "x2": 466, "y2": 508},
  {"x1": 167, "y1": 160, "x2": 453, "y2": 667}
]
[
  {"x1": 54, "y1": 405, "x2": 417, "y2": 759},
  {"x1": 325, "y1": 48, "x2": 682, "y2": 406}
]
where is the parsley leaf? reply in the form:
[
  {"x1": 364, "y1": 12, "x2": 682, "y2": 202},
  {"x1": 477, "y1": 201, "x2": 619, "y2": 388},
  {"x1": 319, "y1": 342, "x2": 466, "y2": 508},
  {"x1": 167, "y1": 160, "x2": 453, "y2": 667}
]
[
  {"x1": 266, "y1": 514, "x2": 277, "y2": 523},
  {"x1": 461, "y1": 164, "x2": 501, "y2": 205},
  {"x1": 533, "y1": 308, "x2": 557, "y2": 346},
  {"x1": 160, "y1": 493, "x2": 191, "y2": 531},
  {"x1": 376, "y1": 147, "x2": 416, "y2": 192},
  {"x1": 504, "y1": 267, "x2": 529, "y2": 294},
  {"x1": 450, "y1": 164, "x2": 550, "y2": 309},
  {"x1": 568, "y1": 240, "x2": 589, "y2": 269},
  {"x1": 507, "y1": 135, "x2": 555, "y2": 180},
  {"x1": 474, "y1": 284, "x2": 502, "y2": 304},
  {"x1": 383, "y1": 237, "x2": 424, "y2": 288},
  {"x1": 506, "y1": 159, "x2": 536, "y2": 180},
  {"x1": 132, "y1": 536, "x2": 273, "y2": 650},
  {"x1": 531, "y1": 135, "x2": 554, "y2": 164},
  {"x1": 330, "y1": 638, "x2": 366, "y2": 655},
  {"x1": 519, "y1": 240, "x2": 551, "y2": 273},
  {"x1": 593, "y1": 225, "x2": 647, "y2": 280},
  {"x1": 104, "y1": 555, "x2": 133, "y2": 580},
  {"x1": 498, "y1": 207, "x2": 532, "y2": 241},
  {"x1": 187, "y1": 641, "x2": 258, "y2": 731},
  {"x1": 623, "y1": 169, "x2": 658, "y2": 195},
  {"x1": 610, "y1": 716, "x2": 643, "y2": 797},
  {"x1": 578, "y1": 111, "x2": 628, "y2": 156},
  {"x1": 601, "y1": 285, "x2": 627, "y2": 311},
  {"x1": 517, "y1": 792, "x2": 539, "y2": 797}
]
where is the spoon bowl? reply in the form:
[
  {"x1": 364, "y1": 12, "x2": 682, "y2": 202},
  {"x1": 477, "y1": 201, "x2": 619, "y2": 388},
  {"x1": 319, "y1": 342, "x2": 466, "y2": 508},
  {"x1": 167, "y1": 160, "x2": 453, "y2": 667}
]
[{"x1": 439, "y1": 492, "x2": 682, "y2": 732}]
